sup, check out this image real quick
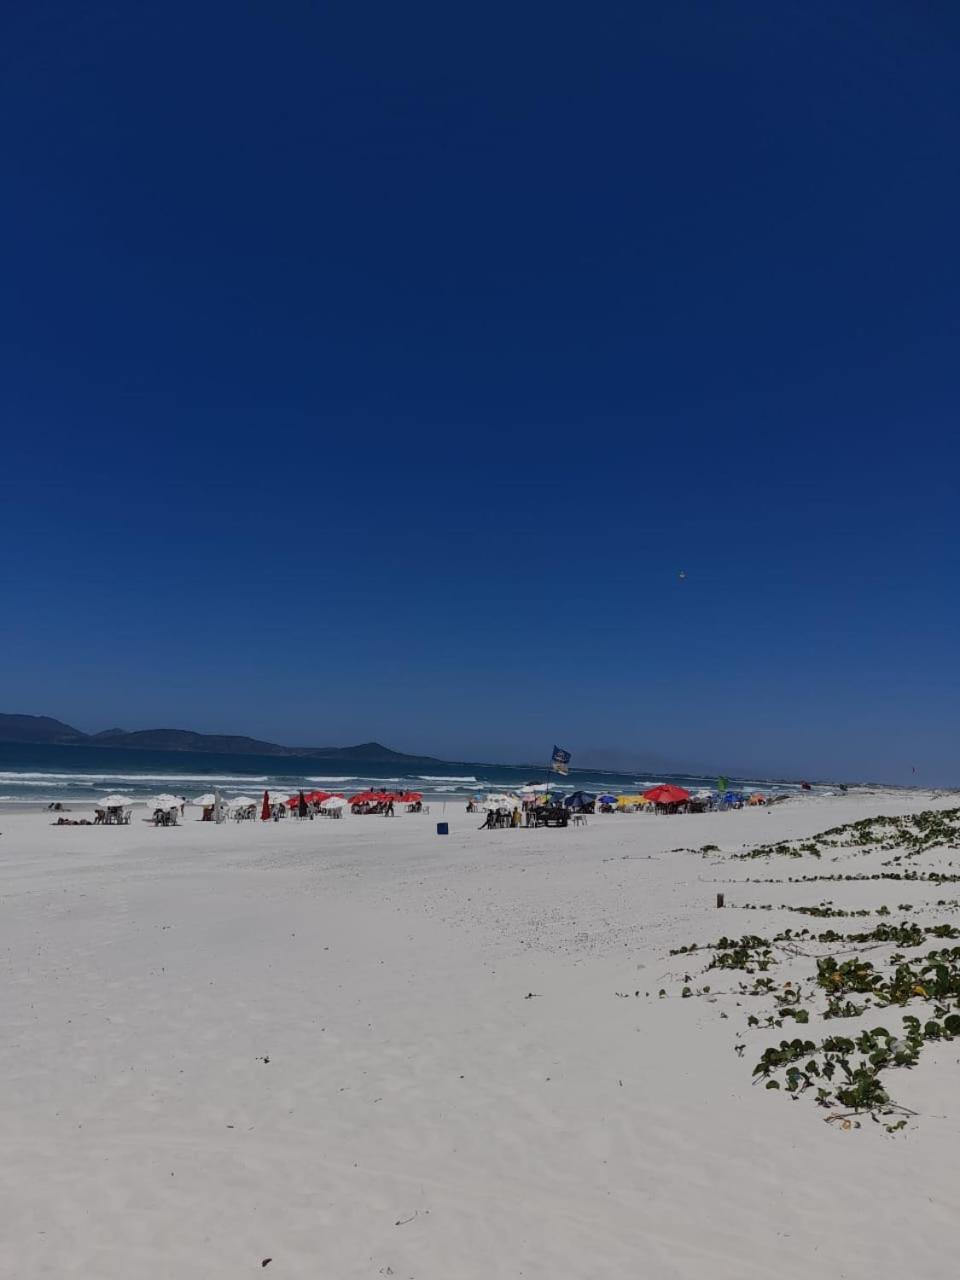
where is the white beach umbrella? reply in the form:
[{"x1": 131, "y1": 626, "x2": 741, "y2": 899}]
[
  {"x1": 230, "y1": 795, "x2": 257, "y2": 808},
  {"x1": 192, "y1": 793, "x2": 218, "y2": 807},
  {"x1": 320, "y1": 795, "x2": 347, "y2": 810},
  {"x1": 484, "y1": 793, "x2": 519, "y2": 810},
  {"x1": 147, "y1": 794, "x2": 182, "y2": 810},
  {"x1": 98, "y1": 794, "x2": 134, "y2": 808}
]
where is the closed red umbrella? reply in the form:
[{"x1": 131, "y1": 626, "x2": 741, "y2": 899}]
[
  {"x1": 261, "y1": 790, "x2": 271, "y2": 820},
  {"x1": 643, "y1": 784, "x2": 691, "y2": 805}
]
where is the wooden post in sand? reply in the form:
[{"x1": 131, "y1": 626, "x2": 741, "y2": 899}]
[{"x1": 716, "y1": 893, "x2": 725, "y2": 908}]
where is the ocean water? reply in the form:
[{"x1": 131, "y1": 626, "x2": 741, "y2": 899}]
[{"x1": 0, "y1": 742, "x2": 820, "y2": 808}]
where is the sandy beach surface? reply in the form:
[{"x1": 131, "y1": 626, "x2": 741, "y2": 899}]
[{"x1": 3, "y1": 791, "x2": 959, "y2": 1279}]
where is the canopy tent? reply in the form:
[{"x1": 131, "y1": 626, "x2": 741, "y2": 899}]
[{"x1": 643, "y1": 784, "x2": 691, "y2": 805}]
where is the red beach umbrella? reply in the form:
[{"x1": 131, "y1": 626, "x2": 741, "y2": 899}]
[
  {"x1": 261, "y1": 790, "x2": 271, "y2": 820},
  {"x1": 400, "y1": 791, "x2": 422, "y2": 803},
  {"x1": 642, "y1": 784, "x2": 691, "y2": 805}
]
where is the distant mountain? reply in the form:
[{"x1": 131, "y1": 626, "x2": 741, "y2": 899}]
[
  {"x1": 91, "y1": 728, "x2": 301, "y2": 755},
  {"x1": 0, "y1": 714, "x2": 440, "y2": 764},
  {"x1": 0, "y1": 713, "x2": 87, "y2": 745}
]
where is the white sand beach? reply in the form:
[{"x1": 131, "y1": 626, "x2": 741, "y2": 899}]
[{"x1": 3, "y1": 791, "x2": 960, "y2": 1279}]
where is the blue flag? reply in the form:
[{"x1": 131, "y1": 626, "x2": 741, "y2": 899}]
[{"x1": 551, "y1": 745, "x2": 571, "y2": 775}]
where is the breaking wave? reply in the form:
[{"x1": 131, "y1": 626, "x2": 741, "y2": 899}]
[{"x1": 417, "y1": 775, "x2": 478, "y2": 783}]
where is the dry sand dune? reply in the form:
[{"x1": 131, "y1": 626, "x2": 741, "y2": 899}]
[{"x1": 2, "y1": 792, "x2": 959, "y2": 1278}]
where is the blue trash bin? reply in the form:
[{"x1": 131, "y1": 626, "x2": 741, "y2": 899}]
[{"x1": 437, "y1": 822, "x2": 449, "y2": 836}]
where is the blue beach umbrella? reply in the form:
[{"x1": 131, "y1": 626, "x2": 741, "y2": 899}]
[{"x1": 563, "y1": 791, "x2": 596, "y2": 810}]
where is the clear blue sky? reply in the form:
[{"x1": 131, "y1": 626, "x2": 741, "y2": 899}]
[{"x1": 1, "y1": 1, "x2": 958, "y2": 784}]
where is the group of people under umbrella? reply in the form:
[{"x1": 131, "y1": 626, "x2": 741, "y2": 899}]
[
  {"x1": 208, "y1": 789, "x2": 425, "y2": 820},
  {"x1": 80, "y1": 780, "x2": 772, "y2": 829},
  {"x1": 76, "y1": 788, "x2": 428, "y2": 825},
  {"x1": 606, "y1": 784, "x2": 775, "y2": 813},
  {"x1": 347, "y1": 790, "x2": 423, "y2": 815},
  {"x1": 190, "y1": 788, "x2": 425, "y2": 822},
  {"x1": 470, "y1": 782, "x2": 775, "y2": 825}
]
